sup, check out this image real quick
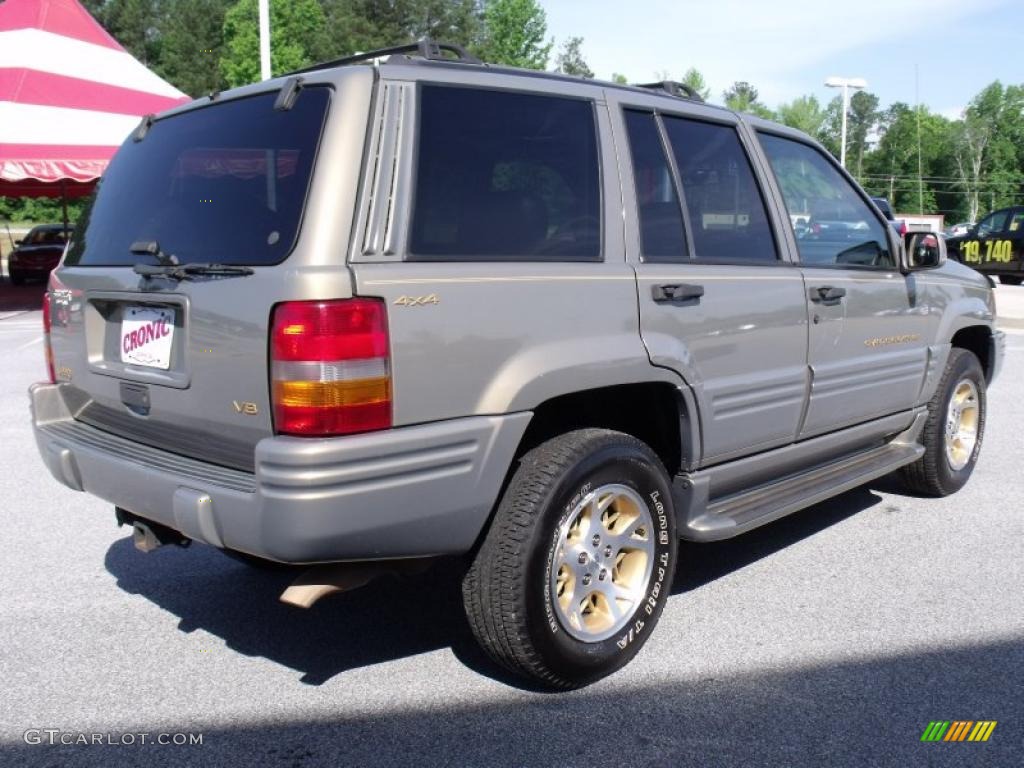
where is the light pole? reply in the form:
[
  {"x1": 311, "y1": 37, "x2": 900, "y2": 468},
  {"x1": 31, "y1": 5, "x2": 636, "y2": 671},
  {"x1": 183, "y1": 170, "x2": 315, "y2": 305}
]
[
  {"x1": 825, "y1": 76, "x2": 867, "y2": 169},
  {"x1": 258, "y1": 0, "x2": 271, "y2": 81}
]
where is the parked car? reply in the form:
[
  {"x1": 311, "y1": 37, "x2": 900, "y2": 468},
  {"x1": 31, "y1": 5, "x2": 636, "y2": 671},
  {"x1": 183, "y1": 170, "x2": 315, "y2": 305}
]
[
  {"x1": 870, "y1": 196, "x2": 904, "y2": 238},
  {"x1": 30, "y1": 40, "x2": 1004, "y2": 688},
  {"x1": 870, "y1": 196, "x2": 895, "y2": 221},
  {"x1": 946, "y1": 207, "x2": 1024, "y2": 285},
  {"x1": 7, "y1": 223, "x2": 71, "y2": 284},
  {"x1": 944, "y1": 221, "x2": 973, "y2": 238}
]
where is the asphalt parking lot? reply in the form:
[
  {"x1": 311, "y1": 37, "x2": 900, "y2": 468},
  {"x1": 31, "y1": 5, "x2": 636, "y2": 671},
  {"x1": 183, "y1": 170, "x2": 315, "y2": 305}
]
[{"x1": 0, "y1": 281, "x2": 1021, "y2": 767}]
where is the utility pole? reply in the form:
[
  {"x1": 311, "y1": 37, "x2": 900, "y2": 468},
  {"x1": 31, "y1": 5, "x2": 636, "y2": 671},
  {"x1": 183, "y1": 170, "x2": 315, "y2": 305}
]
[{"x1": 915, "y1": 64, "x2": 924, "y2": 212}]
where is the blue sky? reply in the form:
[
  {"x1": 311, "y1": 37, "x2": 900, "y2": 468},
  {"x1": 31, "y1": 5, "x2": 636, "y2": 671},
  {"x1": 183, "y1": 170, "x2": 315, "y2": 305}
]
[{"x1": 543, "y1": 0, "x2": 1024, "y2": 118}]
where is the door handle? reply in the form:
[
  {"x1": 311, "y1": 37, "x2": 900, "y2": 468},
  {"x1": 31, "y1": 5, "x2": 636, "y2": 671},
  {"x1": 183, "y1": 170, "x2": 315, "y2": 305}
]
[
  {"x1": 652, "y1": 283, "x2": 704, "y2": 303},
  {"x1": 809, "y1": 285, "x2": 846, "y2": 304}
]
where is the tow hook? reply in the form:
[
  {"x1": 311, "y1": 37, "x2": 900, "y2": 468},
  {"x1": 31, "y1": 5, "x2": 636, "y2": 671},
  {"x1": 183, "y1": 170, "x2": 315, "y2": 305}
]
[{"x1": 280, "y1": 559, "x2": 432, "y2": 609}]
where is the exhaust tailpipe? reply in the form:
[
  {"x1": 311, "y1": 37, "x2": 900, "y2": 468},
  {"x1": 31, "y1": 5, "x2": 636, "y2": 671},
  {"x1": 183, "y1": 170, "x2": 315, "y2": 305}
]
[{"x1": 280, "y1": 559, "x2": 432, "y2": 608}]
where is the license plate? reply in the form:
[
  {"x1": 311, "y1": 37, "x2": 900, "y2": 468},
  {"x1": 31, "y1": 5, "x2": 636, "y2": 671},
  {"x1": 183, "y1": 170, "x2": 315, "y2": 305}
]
[{"x1": 120, "y1": 306, "x2": 175, "y2": 369}]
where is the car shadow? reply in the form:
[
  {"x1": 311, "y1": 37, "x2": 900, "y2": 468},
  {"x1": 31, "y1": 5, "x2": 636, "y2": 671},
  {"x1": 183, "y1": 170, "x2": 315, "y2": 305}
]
[
  {"x1": 4, "y1": 636, "x2": 1021, "y2": 767},
  {"x1": 0, "y1": 280, "x2": 47, "y2": 312},
  {"x1": 103, "y1": 481, "x2": 887, "y2": 689},
  {"x1": 674, "y1": 483, "x2": 884, "y2": 593}
]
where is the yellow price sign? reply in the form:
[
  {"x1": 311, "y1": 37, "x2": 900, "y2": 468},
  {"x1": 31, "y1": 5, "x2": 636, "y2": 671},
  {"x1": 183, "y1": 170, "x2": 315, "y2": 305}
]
[{"x1": 961, "y1": 239, "x2": 1014, "y2": 263}]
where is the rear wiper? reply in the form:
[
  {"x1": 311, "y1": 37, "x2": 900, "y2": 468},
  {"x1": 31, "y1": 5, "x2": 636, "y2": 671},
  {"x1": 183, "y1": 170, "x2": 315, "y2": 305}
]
[
  {"x1": 130, "y1": 240, "x2": 178, "y2": 266},
  {"x1": 133, "y1": 263, "x2": 255, "y2": 280}
]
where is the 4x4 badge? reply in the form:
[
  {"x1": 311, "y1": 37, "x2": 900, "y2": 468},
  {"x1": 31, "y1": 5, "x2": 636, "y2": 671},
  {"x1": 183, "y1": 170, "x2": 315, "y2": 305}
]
[{"x1": 394, "y1": 294, "x2": 439, "y2": 307}]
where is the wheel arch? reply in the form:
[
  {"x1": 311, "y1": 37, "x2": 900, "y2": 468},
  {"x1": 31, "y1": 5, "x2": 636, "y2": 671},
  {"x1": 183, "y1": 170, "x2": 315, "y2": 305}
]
[
  {"x1": 513, "y1": 381, "x2": 698, "y2": 477},
  {"x1": 950, "y1": 324, "x2": 994, "y2": 382}
]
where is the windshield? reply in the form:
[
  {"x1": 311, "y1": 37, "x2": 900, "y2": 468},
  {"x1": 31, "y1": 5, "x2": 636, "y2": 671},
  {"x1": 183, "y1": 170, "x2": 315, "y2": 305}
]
[{"x1": 66, "y1": 87, "x2": 330, "y2": 267}]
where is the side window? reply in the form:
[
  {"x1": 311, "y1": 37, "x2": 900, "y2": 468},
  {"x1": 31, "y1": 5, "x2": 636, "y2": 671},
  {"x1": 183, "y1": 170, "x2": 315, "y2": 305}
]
[
  {"x1": 759, "y1": 133, "x2": 894, "y2": 269},
  {"x1": 662, "y1": 117, "x2": 778, "y2": 263},
  {"x1": 977, "y1": 210, "x2": 1008, "y2": 237},
  {"x1": 409, "y1": 85, "x2": 601, "y2": 261},
  {"x1": 1009, "y1": 210, "x2": 1024, "y2": 233},
  {"x1": 623, "y1": 110, "x2": 687, "y2": 262}
]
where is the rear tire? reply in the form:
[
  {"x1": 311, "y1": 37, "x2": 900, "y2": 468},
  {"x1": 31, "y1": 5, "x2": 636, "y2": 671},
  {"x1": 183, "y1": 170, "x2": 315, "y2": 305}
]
[
  {"x1": 463, "y1": 429, "x2": 678, "y2": 689},
  {"x1": 900, "y1": 348, "x2": 986, "y2": 496},
  {"x1": 998, "y1": 274, "x2": 1022, "y2": 286}
]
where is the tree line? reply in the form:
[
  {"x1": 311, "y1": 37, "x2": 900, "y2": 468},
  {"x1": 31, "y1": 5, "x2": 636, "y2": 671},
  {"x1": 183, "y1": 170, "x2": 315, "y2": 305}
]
[{"x1": 4, "y1": 0, "x2": 1022, "y2": 227}]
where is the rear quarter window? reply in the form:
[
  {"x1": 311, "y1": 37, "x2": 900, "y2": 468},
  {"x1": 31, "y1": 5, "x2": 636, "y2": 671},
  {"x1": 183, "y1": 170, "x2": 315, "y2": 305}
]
[{"x1": 409, "y1": 85, "x2": 601, "y2": 262}]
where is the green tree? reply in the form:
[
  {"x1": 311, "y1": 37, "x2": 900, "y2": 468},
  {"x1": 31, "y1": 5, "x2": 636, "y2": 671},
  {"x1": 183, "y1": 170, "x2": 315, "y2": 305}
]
[
  {"x1": 155, "y1": 0, "x2": 233, "y2": 97},
  {"x1": 723, "y1": 81, "x2": 773, "y2": 119},
  {"x1": 220, "y1": 0, "x2": 328, "y2": 87},
  {"x1": 952, "y1": 82, "x2": 1024, "y2": 221},
  {"x1": 82, "y1": 0, "x2": 162, "y2": 66},
  {"x1": 680, "y1": 67, "x2": 710, "y2": 101},
  {"x1": 776, "y1": 95, "x2": 826, "y2": 138},
  {"x1": 864, "y1": 103, "x2": 954, "y2": 215},
  {"x1": 847, "y1": 91, "x2": 880, "y2": 180},
  {"x1": 610, "y1": 72, "x2": 628, "y2": 85},
  {"x1": 555, "y1": 36, "x2": 593, "y2": 78},
  {"x1": 318, "y1": 0, "x2": 483, "y2": 60},
  {"x1": 819, "y1": 95, "x2": 843, "y2": 159},
  {"x1": 479, "y1": 0, "x2": 551, "y2": 69}
]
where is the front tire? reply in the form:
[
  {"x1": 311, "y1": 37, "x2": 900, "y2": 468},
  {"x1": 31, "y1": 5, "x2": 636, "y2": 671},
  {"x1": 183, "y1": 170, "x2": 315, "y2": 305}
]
[
  {"x1": 900, "y1": 348, "x2": 986, "y2": 496},
  {"x1": 998, "y1": 274, "x2": 1022, "y2": 286},
  {"x1": 463, "y1": 429, "x2": 677, "y2": 689}
]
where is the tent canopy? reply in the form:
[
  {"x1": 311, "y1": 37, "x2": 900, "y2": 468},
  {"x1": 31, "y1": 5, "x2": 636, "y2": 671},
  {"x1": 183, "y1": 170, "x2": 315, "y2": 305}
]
[{"x1": 0, "y1": 0, "x2": 189, "y2": 197}]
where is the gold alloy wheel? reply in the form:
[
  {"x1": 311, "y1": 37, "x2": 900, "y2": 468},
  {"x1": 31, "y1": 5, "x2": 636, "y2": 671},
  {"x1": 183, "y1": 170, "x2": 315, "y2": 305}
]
[
  {"x1": 944, "y1": 379, "x2": 980, "y2": 472},
  {"x1": 550, "y1": 484, "x2": 656, "y2": 643}
]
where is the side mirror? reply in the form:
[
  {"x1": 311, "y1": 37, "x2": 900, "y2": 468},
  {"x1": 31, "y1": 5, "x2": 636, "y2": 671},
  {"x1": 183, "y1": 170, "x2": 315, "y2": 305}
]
[
  {"x1": 13, "y1": 239, "x2": 22, "y2": 246},
  {"x1": 903, "y1": 232, "x2": 946, "y2": 271}
]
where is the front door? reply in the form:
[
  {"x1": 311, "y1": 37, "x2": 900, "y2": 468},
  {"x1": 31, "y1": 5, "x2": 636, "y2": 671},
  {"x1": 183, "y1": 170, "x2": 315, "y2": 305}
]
[
  {"x1": 758, "y1": 133, "x2": 929, "y2": 437},
  {"x1": 617, "y1": 105, "x2": 809, "y2": 465}
]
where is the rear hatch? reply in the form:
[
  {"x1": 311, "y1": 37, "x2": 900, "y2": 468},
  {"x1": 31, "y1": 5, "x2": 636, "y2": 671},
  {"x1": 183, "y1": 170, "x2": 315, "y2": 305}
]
[{"x1": 49, "y1": 85, "x2": 339, "y2": 471}]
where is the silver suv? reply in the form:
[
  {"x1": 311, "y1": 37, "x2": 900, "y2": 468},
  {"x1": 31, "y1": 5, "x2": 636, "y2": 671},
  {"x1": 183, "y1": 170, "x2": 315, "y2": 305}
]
[{"x1": 31, "y1": 42, "x2": 1005, "y2": 688}]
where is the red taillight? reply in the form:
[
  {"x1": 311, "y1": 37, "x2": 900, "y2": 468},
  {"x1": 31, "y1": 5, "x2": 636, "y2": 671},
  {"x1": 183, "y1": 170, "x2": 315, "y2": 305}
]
[
  {"x1": 42, "y1": 291, "x2": 56, "y2": 383},
  {"x1": 270, "y1": 299, "x2": 391, "y2": 436}
]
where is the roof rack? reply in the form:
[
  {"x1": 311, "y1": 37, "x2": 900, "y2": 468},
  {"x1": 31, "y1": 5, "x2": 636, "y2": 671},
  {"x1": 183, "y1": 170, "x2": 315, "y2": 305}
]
[
  {"x1": 633, "y1": 81, "x2": 705, "y2": 103},
  {"x1": 288, "y1": 39, "x2": 481, "y2": 76}
]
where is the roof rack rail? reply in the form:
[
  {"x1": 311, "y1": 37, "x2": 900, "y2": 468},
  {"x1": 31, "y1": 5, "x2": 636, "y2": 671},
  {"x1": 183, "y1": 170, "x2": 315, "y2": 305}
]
[
  {"x1": 288, "y1": 39, "x2": 481, "y2": 76},
  {"x1": 633, "y1": 81, "x2": 705, "y2": 103}
]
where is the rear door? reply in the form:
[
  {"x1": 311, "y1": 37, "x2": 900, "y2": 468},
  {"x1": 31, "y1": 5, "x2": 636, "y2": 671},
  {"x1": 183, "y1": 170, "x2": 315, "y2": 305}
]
[
  {"x1": 757, "y1": 132, "x2": 929, "y2": 437},
  {"x1": 49, "y1": 83, "x2": 355, "y2": 471},
  {"x1": 613, "y1": 99, "x2": 810, "y2": 465}
]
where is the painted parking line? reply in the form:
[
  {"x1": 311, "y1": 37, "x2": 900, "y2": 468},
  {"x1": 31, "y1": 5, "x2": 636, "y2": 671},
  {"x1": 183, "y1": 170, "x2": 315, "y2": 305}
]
[{"x1": 13, "y1": 336, "x2": 43, "y2": 351}]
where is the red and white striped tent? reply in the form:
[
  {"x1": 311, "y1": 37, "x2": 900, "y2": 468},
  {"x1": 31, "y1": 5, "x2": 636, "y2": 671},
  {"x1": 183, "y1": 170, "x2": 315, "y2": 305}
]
[{"x1": 0, "y1": 0, "x2": 189, "y2": 199}]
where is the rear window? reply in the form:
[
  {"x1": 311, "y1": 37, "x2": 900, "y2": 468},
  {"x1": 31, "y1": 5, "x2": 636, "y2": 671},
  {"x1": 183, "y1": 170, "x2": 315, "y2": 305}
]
[
  {"x1": 65, "y1": 88, "x2": 329, "y2": 267},
  {"x1": 409, "y1": 85, "x2": 601, "y2": 261}
]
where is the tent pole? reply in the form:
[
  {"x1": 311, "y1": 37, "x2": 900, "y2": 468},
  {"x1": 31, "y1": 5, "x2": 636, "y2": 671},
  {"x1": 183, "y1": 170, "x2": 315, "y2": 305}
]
[{"x1": 61, "y1": 179, "x2": 69, "y2": 232}]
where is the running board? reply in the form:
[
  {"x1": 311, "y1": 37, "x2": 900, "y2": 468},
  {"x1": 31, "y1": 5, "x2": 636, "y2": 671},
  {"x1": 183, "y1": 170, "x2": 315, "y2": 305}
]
[{"x1": 674, "y1": 423, "x2": 925, "y2": 542}]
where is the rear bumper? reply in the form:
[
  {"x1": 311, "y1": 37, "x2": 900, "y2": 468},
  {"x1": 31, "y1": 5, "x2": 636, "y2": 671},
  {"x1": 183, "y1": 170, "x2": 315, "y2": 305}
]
[{"x1": 31, "y1": 383, "x2": 529, "y2": 563}]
